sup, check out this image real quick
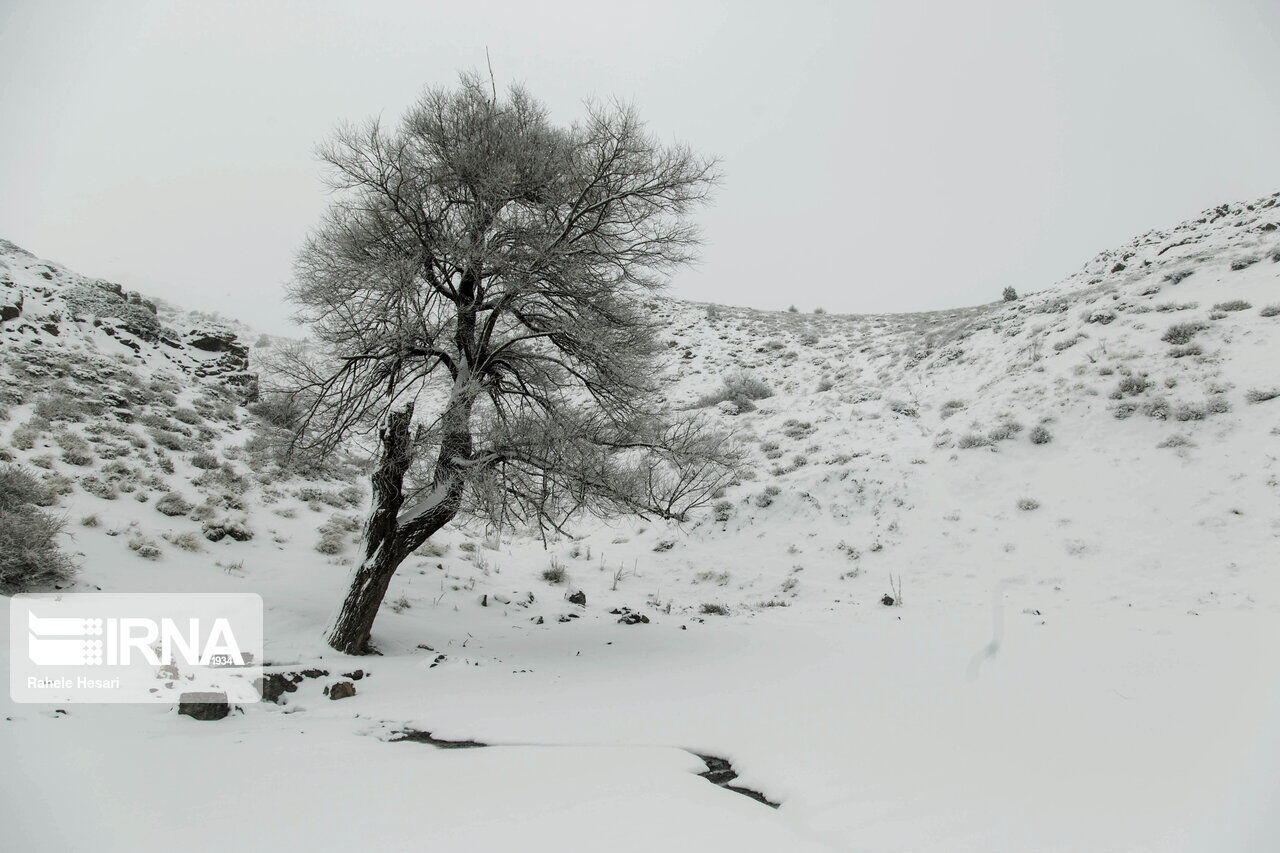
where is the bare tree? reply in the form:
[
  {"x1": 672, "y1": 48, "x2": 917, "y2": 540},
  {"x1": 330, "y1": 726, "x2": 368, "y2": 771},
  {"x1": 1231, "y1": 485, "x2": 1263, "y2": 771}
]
[{"x1": 280, "y1": 74, "x2": 737, "y2": 654}]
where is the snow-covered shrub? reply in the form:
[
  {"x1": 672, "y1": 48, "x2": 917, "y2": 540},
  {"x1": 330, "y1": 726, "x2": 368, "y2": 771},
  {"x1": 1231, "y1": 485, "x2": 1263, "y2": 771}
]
[
  {"x1": 1259, "y1": 304, "x2": 1280, "y2": 318},
  {"x1": 34, "y1": 392, "x2": 90, "y2": 423},
  {"x1": 148, "y1": 428, "x2": 188, "y2": 452},
  {"x1": 189, "y1": 450, "x2": 221, "y2": 470},
  {"x1": 81, "y1": 514, "x2": 100, "y2": 527},
  {"x1": 315, "y1": 530, "x2": 345, "y2": 555},
  {"x1": 889, "y1": 400, "x2": 918, "y2": 417},
  {"x1": 127, "y1": 534, "x2": 162, "y2": 560},
  {"x1": 753, "y1": 483, "x2": 782, "y2": 507},
  {"x1": 0, "y1": 464, "x2": 56, "y2": 509},
  {"x1": 202, "y1": 517, "x2": 253, "y2": 542},
  {"x1": 1017, "y1": 498, "x2": 1040, "y2": 511},
  {"x1": 316, "y1": 514, "x2": 360, "y2": 554},
  {"x1": 154, "y1": 492, "x2": 193, "y2": 517},
  {"x1": 696, "y1": 371, "x2": 773, "y2": 410},
  {"x1": 1029, "y1": 425, "x2": 1052, "y2": 444},
  {"x1": 1245, "y1": 388, "x2": 1280, "y2": 404},
  {"x1": 0, "y1": 469, "x2": 74, "y2": 592},
  {"x1": 192, "y1": 464, "x2": 248, "y2": 492},
  {"x1": 162, "y1": 531, "x2": 203, "y2": 552},
  {"x1": 957, "y1": 434, "x2": 990, "y2": 449},
  {"x1": 79, "y1": 475, "x2": 119, "y2": 500},
  {"x1": 1113, "y1": 375, "x2": 1151, "y2": 397},
  {"x1": 153, "y1": 451, "x2": 175, "y2": 474},
  {"x1": 700, "y1": 603, "x2": 730, "y2": 616},
  {"x1": 1141, "y1": 397, "x2": 1171, "y2": 420},
  {"x1": 1161, "y1": 322, "x2": 1207, "y2": 345},
  {"x1": 987, "y1": 421, "x2": 1023, "y2": 442},
  {"x1": 541, "y1": 562, "x2": 568, "y2": 584},
  {"x1": 248, "y1": 392, "x2": 304, "y2": 432},
  {"x1": 1169, "y1": 344, "x2": 1202, "y2": 359},
  {"x1": 1003, "y1": 286, "x2": 1018, "y2": 302},
  {"x1": 712, "y1": 500, "x2": 734, "y2": 522},
  {"x1": 60, "y1": 446, "x2": 94, "y2": 467},
  {"x1": 1213, "y1": 299, "x2": 1251, "y2": 312},
  {"x1": 172, "y1": 407, "x2": 203, "y2": 426},
  {"x1": 781, "y1": 419, "x2": 815, "y2": 440}
]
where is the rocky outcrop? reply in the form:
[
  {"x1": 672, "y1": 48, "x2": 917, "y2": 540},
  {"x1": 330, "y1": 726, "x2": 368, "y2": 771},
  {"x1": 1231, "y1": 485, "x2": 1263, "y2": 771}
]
[
  {"x1": 187, "y1": 328, "x2": 259, "y2": 402},
  {"x1": 65, "y1": 281, "x2": 162, "y2": 341}
]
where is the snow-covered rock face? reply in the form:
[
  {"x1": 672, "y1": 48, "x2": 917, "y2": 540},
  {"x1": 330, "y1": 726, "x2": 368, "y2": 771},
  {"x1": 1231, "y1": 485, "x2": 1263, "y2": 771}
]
[
  {"x1": 0, "y1": 193, "x2": 1278, "y2": 851},
  {"x1": 0, "y1": 241, "x2": 258, "y2": 402}
]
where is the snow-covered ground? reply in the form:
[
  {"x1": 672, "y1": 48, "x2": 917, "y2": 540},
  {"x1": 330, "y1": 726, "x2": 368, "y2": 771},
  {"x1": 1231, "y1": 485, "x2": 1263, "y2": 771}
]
[{"x1": 2, "y1": 194, "x2": 1279, "y2": 850}]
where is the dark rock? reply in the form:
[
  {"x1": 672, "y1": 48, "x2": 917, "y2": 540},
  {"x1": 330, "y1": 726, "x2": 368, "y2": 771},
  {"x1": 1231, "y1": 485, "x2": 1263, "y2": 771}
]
[
  {"x1": 567, "y1": 590, "x2": 587, "y2": 606},
  {"x1": 299, "y1": 668, "x2": 328, "y2": 680},
  {"x1": 326, "y1": 681, "x2": 356, "y2": 700},
  {"x1": 255, "y1": 673, "x2": 299, "y2": 704},
  {"x1": 341, "y1": 669, "x2": 364, "y2": 681},
  {"x1": 178, "y1": 692, "x2": 230, "y2": 720},
  {"x1": 187, "y1": 330, "x2": 244, "y2": 354},
  {"x1": 881, "y1": 594, "x2": 896, "y2": 606},
  {"x1": 1, "y1": 294, "x2": 22, "y2": 323},
  {"x1": 1110, "y1": 262, "x2": 1126, "y2": 273},
  {"x1": 694, "y1": 754, "x2": 780, "y2": 809},
  {"x1": 617, "y1": 610, "x2": 650, "y2": 625},
  {"x1": 40, "y1": 322, "x2": 59, "y2": 336}
]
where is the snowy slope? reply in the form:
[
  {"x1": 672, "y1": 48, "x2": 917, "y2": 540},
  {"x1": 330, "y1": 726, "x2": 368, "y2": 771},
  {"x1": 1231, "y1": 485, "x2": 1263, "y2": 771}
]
[{"x1": 2, "y1": 193, "x2": 1279, "y2": 851}]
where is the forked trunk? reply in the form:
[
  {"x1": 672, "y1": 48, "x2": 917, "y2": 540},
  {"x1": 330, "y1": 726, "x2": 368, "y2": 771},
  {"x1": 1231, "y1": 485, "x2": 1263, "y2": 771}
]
[
  {"x1": 326, "y1": 394, "x2": 473, "y2": 655},
  {"x1": 326, "y1": 404, "x2": 415, "y2": 654}
]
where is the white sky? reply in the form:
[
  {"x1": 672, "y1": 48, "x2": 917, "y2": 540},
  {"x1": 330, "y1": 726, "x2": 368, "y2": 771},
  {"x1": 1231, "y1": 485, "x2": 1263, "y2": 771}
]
[{"x1": 2, "y1": 0, "x2": 1278, "y2": 335}]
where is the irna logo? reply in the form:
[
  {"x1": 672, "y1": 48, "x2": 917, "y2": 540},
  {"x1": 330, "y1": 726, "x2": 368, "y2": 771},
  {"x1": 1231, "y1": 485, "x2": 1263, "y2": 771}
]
[
  {"x1": 10, "y1": 593, "x2": 262, "y2": 704},
  {"x1": 27, "y1": 612, "x2": 246, "y2": 667}
]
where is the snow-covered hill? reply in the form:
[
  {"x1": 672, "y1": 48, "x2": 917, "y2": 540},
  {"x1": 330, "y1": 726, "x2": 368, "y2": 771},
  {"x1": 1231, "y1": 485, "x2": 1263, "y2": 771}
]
[{"x1": 2, "y1": 193, "x2": 1278, "y2": 852}]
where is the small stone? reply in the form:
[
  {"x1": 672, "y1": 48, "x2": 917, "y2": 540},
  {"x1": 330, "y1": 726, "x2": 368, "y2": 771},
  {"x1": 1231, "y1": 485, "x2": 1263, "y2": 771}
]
[
  {"x1": 325, "y1": 681, "x2": 356, "y2": 701},
  {"x1": 255, "y1": 673, "x2": 299, "y2": 704},
  {"x1": 178, "y1": 692, "x2": 230, "y2": 720},
  {"x1": 567, "y1": 590, "x2": 586, "y2": 606},
  {"x1": 880, "y1": 594, "x2": 895, "y2": 606}
]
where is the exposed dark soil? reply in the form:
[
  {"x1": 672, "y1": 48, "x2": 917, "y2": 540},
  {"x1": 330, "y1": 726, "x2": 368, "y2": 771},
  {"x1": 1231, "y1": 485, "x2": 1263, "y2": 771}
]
[{"x1": 391, "y1": 728, "x2": 779, "y2": 807}]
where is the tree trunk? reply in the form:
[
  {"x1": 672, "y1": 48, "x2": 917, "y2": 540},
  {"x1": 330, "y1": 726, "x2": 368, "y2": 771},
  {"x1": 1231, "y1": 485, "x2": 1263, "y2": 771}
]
[
  {"x1": 326, "y1": 404, "x2": 415, "y2": 654},
  {"x1": 326, "y1": 390, "x2": 475, "y2": 654}
]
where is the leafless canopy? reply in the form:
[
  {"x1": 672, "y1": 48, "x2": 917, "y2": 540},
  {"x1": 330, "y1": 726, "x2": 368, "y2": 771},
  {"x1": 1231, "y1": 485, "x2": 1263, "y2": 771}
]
[{"x1": 280, "y1": 73, "x2": 735, "y2": 537}]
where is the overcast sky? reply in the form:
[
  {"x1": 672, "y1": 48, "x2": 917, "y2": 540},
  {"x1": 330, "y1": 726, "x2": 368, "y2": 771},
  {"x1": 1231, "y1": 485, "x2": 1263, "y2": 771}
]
[{"x1": 2, "y1": 1, "x2": 1278, "y2": 334}]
